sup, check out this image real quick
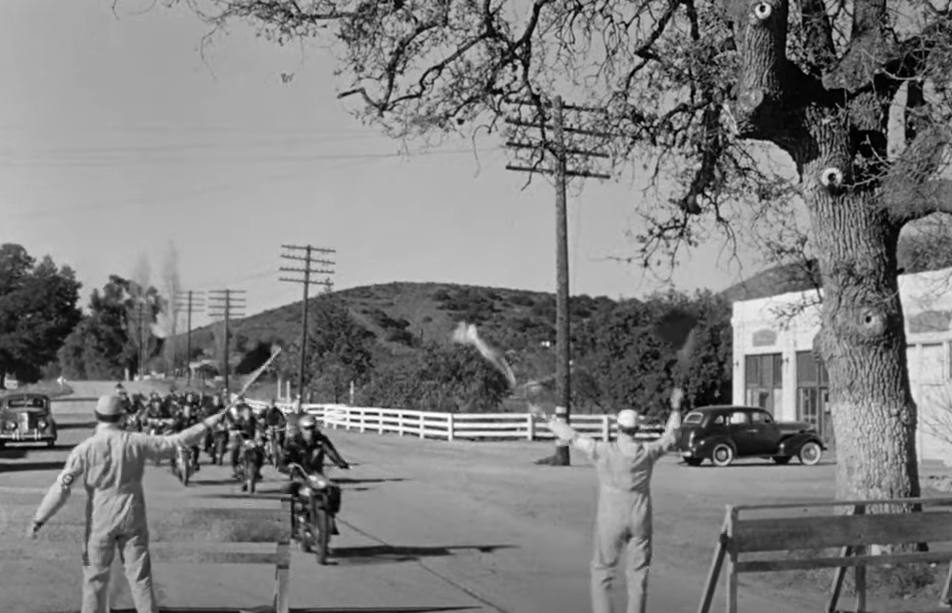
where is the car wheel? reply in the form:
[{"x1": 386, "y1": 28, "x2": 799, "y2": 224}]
[
  {"x1": 711, "y1": 444, "x2": 734, "y2": 467},
  {"x1": 798, "y1": 441, "x2": 822, "y2": 466},
  {"x1": 772, "y1": 456, "x2": 792, "y2": 465},
  {"x1": 684, "y1": 458, "x2": 704, "y2": 467}
]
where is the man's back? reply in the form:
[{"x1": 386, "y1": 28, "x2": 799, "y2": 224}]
[
  {"x1": 590, "y1": 439, "x2": 666, "y2": 497},
  {"x1": 68, "y1": 427, "x2": 155, "y2": 535}
]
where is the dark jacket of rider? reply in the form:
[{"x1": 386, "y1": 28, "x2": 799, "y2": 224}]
[{"x1": 281, "y1": 431, "x2": 349, "y2": 475}]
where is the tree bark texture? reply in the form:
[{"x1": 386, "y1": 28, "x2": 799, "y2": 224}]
[{"x1": 728, "y1": 0, "x2": 932, "y2": 504}]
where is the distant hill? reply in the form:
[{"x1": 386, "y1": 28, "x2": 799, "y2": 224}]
[{"x1": 177, "y1": 282, "x2": 620, "y2": 374}]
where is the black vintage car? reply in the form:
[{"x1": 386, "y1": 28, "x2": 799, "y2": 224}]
[
  {"x1": 676, "y1": 405, "x2": 825, "y2": 467},
  {"x1": 0, "y1": 393, "x2": 57, "y2": 448}
]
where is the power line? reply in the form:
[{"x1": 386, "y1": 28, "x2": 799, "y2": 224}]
[
  {"x1": 280, "y1": 244, "x2": 336, "y2": 402},
  {"x1": 174, "y1": 290, "x2": 205, "y2": 385},
  {"x1": 207, "y1": 289, "x2": 247, "y2": 396}
]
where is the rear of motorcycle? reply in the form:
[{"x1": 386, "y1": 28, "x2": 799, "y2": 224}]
[{"x1": 239, "y1": 440, "x2": 264, "y2": 493}]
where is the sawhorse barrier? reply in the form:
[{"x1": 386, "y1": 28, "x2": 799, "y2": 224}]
[
  {"x1": 698, "y1": 496, "x2": 952, "y2": 613},
  {"x1": 99, "y1": 498, "x2": 291, "y2": 613}
]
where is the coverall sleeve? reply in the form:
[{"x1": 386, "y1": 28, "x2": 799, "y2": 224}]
[
  {"x1": 34, "y1": 444, "x2": 86, "y2": 524},
  {"x1": 546, "y1": 417, "x2": 600, "y2": 461},
  {"x1": 139, "y1": 420, "x2": 210, "y2": 461},
  {"x1": 642, "y1": 410, "x2": 681, "y2": 462}
]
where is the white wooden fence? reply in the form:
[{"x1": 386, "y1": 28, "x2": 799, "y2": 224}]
[{"x1": 247, "y1": 400, "x2": 664, "y2": 443}]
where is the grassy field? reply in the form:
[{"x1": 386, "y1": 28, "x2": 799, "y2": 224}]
[{"x1": 0, "y1": 380, "x2": 74, "y2": 399}]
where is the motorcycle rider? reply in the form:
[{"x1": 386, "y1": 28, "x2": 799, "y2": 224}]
[
  {"x1": 280, "y1": 414, "x2": 350, "y2": 475},
  {"x1": 173, "y1": 403, "x2": 202, "y2": 473},
  {"x1": 224, "y1": 401, "x2": 261, "y2": 481},
  {"x1": 280, "y1": 414, "x2": 350, "y2": 536},
  {"x1": 262, "y1": 399, "x2": 287, "y2": 449}
]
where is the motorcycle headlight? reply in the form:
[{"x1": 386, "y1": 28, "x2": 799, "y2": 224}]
[{"x1": 307, "y1": 474, "x2": 330, "y2": 490}]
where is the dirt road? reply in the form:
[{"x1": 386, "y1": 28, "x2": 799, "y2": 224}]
[{"x1": 0, "y1": 387, "x2": 818, "y2": 613}]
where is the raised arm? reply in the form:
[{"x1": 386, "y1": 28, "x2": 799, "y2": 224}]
[
  {"x1": 140, "y1": 410, "x2": 228, "y2": 461},
  {"x1": 530, "y1": 405, "x2": 599, "y2": 458},
  {"x1": 642, "y1": 388, "x2": 683, "y2": 462}
]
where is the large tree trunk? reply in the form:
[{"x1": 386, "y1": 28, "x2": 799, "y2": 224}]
[{"x1": 805, "y1": 167, "x2": 920, "y2": 503}]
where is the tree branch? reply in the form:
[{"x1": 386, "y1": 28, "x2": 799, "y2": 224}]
[
  {"x1": 729, "y1": 0, "x2": 823, "y2": 147},
  {"x1": 886, "y1": 179, "x2": 952, "y2": 224},
  {"x1": 798, "y1": 0, "x2": 836, "y2": 76}
]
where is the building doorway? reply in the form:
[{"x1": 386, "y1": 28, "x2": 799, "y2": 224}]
[
  {"x1": 745, "y1": 353, "x2": 783, "y2": 415},
  {"x1": 796, "y1": 351, "x2": 833, "y2": 444}
]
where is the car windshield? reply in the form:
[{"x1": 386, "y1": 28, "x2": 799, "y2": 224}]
[
  {"x1": 684, "y1": 412, "x2": 704, "y2": 425},
  {"x1": 5, "y1": 397, "x2": 47, "y2": 410}
]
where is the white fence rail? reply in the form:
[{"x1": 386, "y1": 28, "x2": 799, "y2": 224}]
[{"x1": 247, "y1": 400, "x2": 664, "y2": 443}]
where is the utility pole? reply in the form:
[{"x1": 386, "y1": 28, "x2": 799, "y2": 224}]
[
  {"x1": 174, "y1": 290, "x2": 205, "y2": 384},
  {"x1": 505, "y1": 94, "x2": 611, "y2": 466},
  {"x1": 207, "y1": 289, "x2": 246, "y2": 397},
  {"x1": 280, "y1": 245, "x2": 336, "y2": 402}
]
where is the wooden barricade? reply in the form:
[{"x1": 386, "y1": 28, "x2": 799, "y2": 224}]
[
  {"x1": 698, "y1": 497, "x2": 952, "y2": 613},
  {"x1": 110, "y1": 497, "x2": 292, "y2": 613}
]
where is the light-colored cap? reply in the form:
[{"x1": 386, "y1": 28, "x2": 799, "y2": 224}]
[
  {"x1": 95, "y1": 394, "x2": 123, "y2": 417},
  {"x1": 617, "y1": 409, "x2": 643, "y2": 429}
]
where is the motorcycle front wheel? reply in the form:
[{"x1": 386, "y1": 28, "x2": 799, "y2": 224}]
[{"x1": 314, "y1": 505, "x2": 331, "y2": 565}]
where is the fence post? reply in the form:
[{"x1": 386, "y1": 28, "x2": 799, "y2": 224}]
[
  {"x1": 527, "y1": 413, "x2": 535, "y2": 441},
  {"x1": 398, "y1": 411, "x2": 405, "y2": 436},
  {"x1": 602, "y1": 415, "x2": 610, "y2": 441},
  {"x1": 419, "y1": 413, "x2": 425, "y2": 439},
  {"x1": 447, "y1": 413, "x2": 455, "y2": 441},
  {"x1": 378, "y1": 410, "x2": 384, "y2": 435},
  {"x1": 359, "y1": 410, "x2": 366, "y2": 434}
]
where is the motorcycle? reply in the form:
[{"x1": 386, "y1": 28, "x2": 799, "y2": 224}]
[
  {"x1": 170, "y1": 444, "x2": 194, "y2": 486},
  {"x1": 286, "y1": 462, "x2": 342, "y2": 565},
  {"x1": 265, "y1": 426, "x2": 284, "y2": 468},
  {"x1": 234, "y1": 432, "x2": 265, "y2": 494},
  {"x1": 208, "y1": 425, "x2": 229, "y2": 466},
  {"x1": 145, "y1": 418, "x2": 175, "y2": 466}
]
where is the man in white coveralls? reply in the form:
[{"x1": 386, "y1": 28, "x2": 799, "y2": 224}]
[
  {"x1": 28, "y1": 393, "x2": 231, "y2": 613},
  {"x1": 531, "y1": 388, "x2": 683, "y2": 613}
]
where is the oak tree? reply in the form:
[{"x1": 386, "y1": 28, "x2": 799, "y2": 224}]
[{"x1": 174, "y1": 0, "x2": 952, "y2": 502}]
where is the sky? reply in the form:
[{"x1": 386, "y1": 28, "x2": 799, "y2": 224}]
[{"x1": 0, "y1": 0, "x2": 766, "y2": 332}]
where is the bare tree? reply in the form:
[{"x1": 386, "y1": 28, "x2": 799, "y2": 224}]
[
  {"x1": 159, "y1": 241, "x2": 182, "y2": 373},
  {"x1": 125, "y1": 255, "x2": 163, "y2": 377},
  {"x1": 166, "y1": 0, "x2": 952, "y2": 505}
]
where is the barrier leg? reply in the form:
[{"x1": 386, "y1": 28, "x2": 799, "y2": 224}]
[
  {"x1": 697, "y1": 528, "x2": 728, "y2": 613},
  {"x1": 273, "y1": 498, "x2": 292, "y2": 613},
  {"x1": 726, "y1": 507, "x2": 738, "y2": 613},
  {"x1": 827, "y1": 545, "x2": 854, "y2": 613},
  {"x1": 940, "y1": 559, "x2": 952, "y2": 606}
]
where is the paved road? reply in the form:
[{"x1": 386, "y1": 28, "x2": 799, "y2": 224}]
[{"x1": 0, "y1": 386, "x2": 813, "y2": 613}]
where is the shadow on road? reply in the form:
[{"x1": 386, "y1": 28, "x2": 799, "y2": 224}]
[
  {"x1": 0, "y1": 460, "x2": 65, "y2": 472},
  {"x1": 57, "y1": 420, "x2": 97, "y2": 431},
  {"x1": 0, "y1": 447, "x2": 28, "y2": 459},
  {"x1": 332, "y1": 477, "x2": 407, "y2": 485},
  {"x1": 98, "y1": 607, "x2": 478, "y2": 613},
  {"x1": 331, "y1": 544, "x2": 516, "y2": 566}
]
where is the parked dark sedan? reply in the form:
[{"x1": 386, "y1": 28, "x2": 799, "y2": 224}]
[
  {"x1": 0, "y1": 393, "x2": 57, "y2": 448},
  {"x1": 676, "y1": 405, "x2": 825, "y2": 467}
]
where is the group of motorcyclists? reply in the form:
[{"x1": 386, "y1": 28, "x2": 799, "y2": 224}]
[{"x1": 112, "y1": 384, "x2": 350, "y2": 485}]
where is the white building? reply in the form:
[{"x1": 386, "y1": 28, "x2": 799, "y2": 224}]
[{"x1": 731, "y1": 266, "x2": 952, "y2": 464}]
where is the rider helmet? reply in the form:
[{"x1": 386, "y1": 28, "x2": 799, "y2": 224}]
[{"x1": 298, "y1": 414, "x2": 317, "y2": 430}]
